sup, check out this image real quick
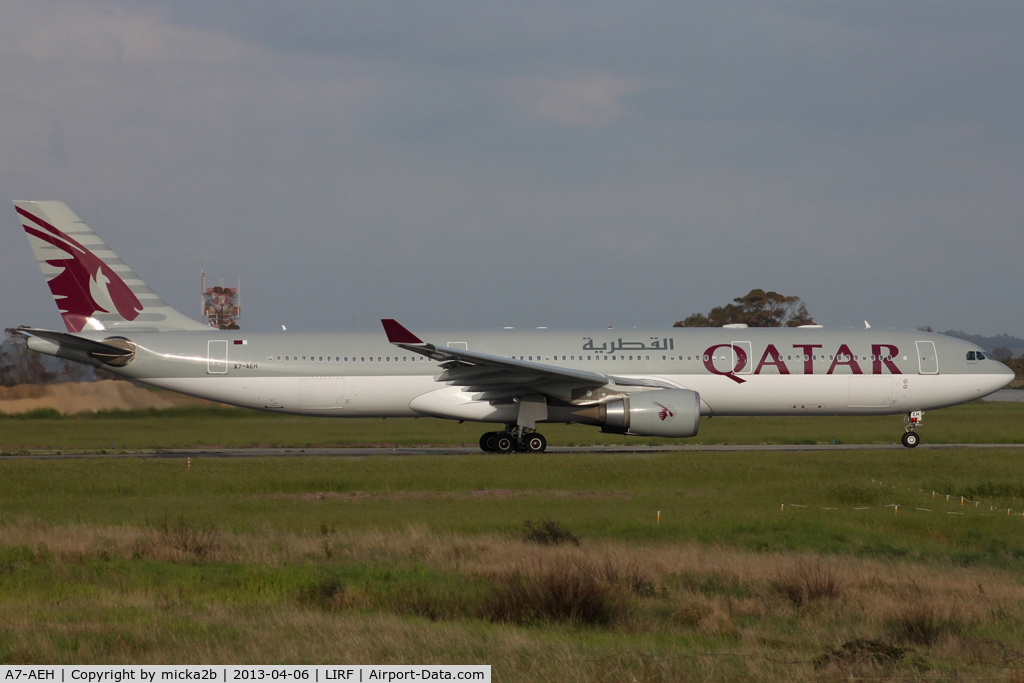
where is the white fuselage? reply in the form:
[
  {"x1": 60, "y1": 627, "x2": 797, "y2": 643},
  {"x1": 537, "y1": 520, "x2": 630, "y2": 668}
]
[{"x1": 77, "y1": 327, "x2": 1012, "y2": 424}]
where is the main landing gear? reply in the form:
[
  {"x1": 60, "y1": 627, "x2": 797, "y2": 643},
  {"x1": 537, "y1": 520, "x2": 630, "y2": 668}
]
[
  {"x1": 901, "y1": 411, "x2": 923, "y2": 448},
  {"x1": 479, "y1": 427, "x2": 548, "y2": 453}
]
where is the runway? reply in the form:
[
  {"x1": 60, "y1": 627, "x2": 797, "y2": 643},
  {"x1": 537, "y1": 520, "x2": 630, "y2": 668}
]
[{"x1": 2, "y1": 443, "x2": 1022, "y2": 459}]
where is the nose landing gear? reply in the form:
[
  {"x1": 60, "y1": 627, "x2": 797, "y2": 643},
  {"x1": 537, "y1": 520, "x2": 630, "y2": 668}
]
[
  {"x1": 901, "y1": 411, "x2": 923, "y2": 448},
  {"x1": 479, "y1": 427, "x2": 548, "y2": 453}
]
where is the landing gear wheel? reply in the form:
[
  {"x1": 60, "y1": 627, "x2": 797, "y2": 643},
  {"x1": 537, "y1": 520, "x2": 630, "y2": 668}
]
[
  {"x1": 524, "y1": 433, "x2": 547, "y2": 453},
  {"x1": 494, "y1": 433, "x2": 515, "y2": 453},
  {"x1": 479, "y1": 432, "x2": 497, "y2": 452},
  {"x1": 901, "y1": 432, "x2": 920, "y2": 448}
]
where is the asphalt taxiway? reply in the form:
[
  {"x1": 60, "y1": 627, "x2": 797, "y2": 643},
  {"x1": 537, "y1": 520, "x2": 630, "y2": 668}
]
[{"x1": 2, "y1": 443, "x2": 1022, "y2": 459}]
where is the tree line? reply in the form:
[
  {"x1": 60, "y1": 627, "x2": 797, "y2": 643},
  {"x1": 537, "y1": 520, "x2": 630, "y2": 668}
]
[{"x1": 675, "y1": 289, "x2": 815, "y2": 328}]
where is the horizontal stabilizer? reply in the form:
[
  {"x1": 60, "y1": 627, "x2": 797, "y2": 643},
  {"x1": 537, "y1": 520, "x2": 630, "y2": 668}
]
[{"x1": 22, "y1": 328, "x2": 134, "y2": 365}]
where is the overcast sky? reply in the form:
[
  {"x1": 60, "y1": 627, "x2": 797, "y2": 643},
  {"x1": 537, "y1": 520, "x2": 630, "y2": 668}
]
[{"x1": 2, "y1": 0, "x2": 1022, "y2": 336}]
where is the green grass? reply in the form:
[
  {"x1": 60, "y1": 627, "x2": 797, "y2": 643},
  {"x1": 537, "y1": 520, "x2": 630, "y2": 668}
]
[
  {"x1": 2, "y1": 401, "x2": 1022, "y2": 450},
  {"x1": 3, "y1": 405, "x2": 1024, "y2": 676},
  {"x1": 2, "y1": 449, "x2": 1024, "y2": 564}
]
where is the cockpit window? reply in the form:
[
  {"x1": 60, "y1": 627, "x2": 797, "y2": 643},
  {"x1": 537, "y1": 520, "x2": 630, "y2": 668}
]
[
  {"x1": 967, "y1": 351, "x2": 976, "y2": 361},
  {"x1": 977, "y1": 351, "x2": 986, "y2": 360}
]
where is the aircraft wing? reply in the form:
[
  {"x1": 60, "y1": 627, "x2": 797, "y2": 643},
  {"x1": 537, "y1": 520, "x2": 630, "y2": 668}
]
[{"x1": 381, "y1": 319, "x2": 673, "y2": 403}]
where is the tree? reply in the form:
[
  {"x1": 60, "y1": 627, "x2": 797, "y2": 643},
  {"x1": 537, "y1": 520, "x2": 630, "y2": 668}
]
[
  {"x1": 58, "y1": 357, "x2": 90, "y2": 382},
  {"x1": 0, "y1": 328, "x2": 57, "y2": 386},
  {"x1": 991, "y1": 347, "x2": 1013, "y2": 361},
  {"x1": 674, "y1": 289, "x2": 815, "y2": 328}
]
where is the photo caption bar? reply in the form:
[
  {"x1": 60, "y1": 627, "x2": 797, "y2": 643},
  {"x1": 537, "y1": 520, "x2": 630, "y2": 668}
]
[{"x1": 0, "y1": 666, "x2": 490, "y2": 683}]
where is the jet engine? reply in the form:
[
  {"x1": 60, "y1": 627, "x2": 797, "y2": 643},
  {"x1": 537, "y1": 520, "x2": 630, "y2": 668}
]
[{"x1": 574, "y1": 388, "x2": 701, "y2": 438}]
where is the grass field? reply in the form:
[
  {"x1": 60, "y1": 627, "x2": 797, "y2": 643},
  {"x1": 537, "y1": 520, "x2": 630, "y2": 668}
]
[
  {"x1": 2, "y1": 400, "x2": 1023, "y2": 451},
  {"x1": 3, "y1": 403, "x2": 1024, "y2": 679},
  {"x1": 3, "y1": 428, "x2": 1024, "y2": 679}
]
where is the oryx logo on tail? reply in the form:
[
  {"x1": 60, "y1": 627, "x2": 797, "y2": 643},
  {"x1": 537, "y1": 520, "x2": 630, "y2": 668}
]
[{"x1": 16, "y1": 206, "x2": 142, "y2": 332}]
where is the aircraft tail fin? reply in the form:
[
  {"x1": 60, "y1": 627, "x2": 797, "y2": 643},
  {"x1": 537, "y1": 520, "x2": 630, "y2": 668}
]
[{"x1": 14, "y1": 201, "x2": 210, "y2": 333}]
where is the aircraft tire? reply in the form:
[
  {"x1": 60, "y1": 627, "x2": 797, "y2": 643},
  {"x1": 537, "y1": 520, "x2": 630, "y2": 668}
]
[
  {"x1": 525, "y1": 433, "x2": 547, "y2": 453},
  {"x1": 479, "y1": 432, "x2": 496, "y2": 452},
  {"x1": 901, "y1": 432, "x2": 920, "y2": 448},
  {"x1": 495, "y1": 434, "x2": 515, "y2": 453}
]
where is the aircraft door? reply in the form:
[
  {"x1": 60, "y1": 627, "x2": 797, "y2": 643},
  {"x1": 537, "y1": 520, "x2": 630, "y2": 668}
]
[
  {"x1": 915, "y1": 341, "x2": 938, "y2": 375},
  {"x1": 730, "y1": 341, "x2": 752, "y2": 375},
  {"x1": 207, "y1": 340, "x2": 228, "y2": 374}
]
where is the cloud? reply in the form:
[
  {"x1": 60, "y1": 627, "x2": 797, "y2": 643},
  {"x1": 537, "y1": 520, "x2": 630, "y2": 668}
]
[
  {"x1": 503, "y1": 74, "x2": 639, "y2": 125},
  {"x1": 2, "y1": 0, "x2": 1023, "y2": 336}
]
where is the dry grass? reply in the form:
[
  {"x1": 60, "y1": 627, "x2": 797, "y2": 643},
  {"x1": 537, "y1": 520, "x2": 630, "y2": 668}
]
[
  {"x1": 885, "y1": 602, "x2": 967, "y2": 646},
  {"x1": 771, "y1": 561, "x2": 843, "y2": 607},
  {"x1": 3, "y1": 519, "x2": 1024, "y2": 679},
  {"x1": 521, "y1": 518, "x2": 581, "y2": 546},
  {"x1": 486, "y1": 557, "x2": 627, "y2": 626}
]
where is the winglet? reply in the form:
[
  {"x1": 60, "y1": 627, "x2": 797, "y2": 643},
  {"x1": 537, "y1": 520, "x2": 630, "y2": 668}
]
[{"x1": 381, "y1": 319, "x2": 424, "y2": 344}]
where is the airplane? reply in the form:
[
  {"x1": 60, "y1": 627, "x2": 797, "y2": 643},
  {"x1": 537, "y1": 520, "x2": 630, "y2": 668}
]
[{"x1": 12, "y1": 200, "x2": 1014, "y2": 451}]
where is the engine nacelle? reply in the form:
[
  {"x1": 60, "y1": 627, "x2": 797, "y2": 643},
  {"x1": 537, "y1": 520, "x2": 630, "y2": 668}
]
[{"x1": 581, "y1": 389, "x2": 701, "y2": 438}]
